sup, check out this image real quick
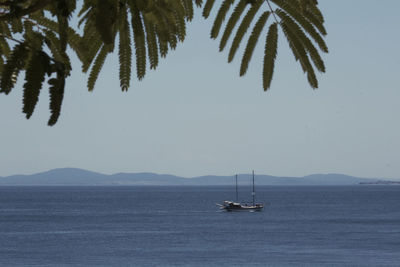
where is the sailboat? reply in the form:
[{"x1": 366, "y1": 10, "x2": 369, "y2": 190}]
[{"x1": 217, "y1": 171, "x2": 263, "y2": 211}]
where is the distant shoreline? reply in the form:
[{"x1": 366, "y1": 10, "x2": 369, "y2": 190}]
[
  {"x1": 0, "y1": 168, "x2": 398, "y2": 186},
  {"x1": 359, "y1": 181, "x2": 400, "y2": 185}
]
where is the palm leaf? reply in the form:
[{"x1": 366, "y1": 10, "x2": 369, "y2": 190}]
[
  {"x1": 82, "y1": 19, "x2": 103, "y2": 72},
  {"x1": 182, "y1": 0, "x2": 194, "y2": 21},
  {"x1": 0, "y1": 43, "x2": 29, "y2": 94},
  {"x1": 143, "y1": 19, "x2": 159, "y2": 69},
  {"x1": 29, "y1": 13, "x2": 87, "y2": 64},
  {"x1": 303, "y1": 9, "x2": 326, "y2": 35},
  {"x1": 22, "y1": 51, "x2": 50, "y2": 118},
  {"x1": 174, "y1": 9, "x2": 186, "y2": 42},
  {"x1": 0, "y1": 37, "x2": 11, "y2": 57},
  {"x1": 87, "y1": 44, "x2": 109, "y2": 91},
  {"x1": 158, "y1": 37, "x2": 169, "y2": 58},
  {"x1": 240, "y1": 11, "x2": 270, "y2": 76},
  {"x1": 44, "y1": 30, "x2": 71, "y2": 69},
  {"x1": 93, "y1": 0, "x2": 117, "y2": 45},
  {"x1": 130, "y1": 3, "x2": 146, "y2": 80},
  {"x1": 210, "y1": 0, "x2": 234, "y2": 39},
  {"x1": 228, "y1": 0, "x2": 262, "y2": 63},
  {"x1": 0, "y1": 21, "x2": 11, "y2": 37},
  {"x1": 270, "y1": 0, "x2": 328, "y2": 52},
  {"x1": 202, "y1": 0, "x2": 216, "y2": 18},
  {"x1": 118, "y1": 6, "x2": 132, "y2": 91},
  {"x1": 263, "y1": 22, "x2": 278, "y2": 91},
  {"x1": 219, "y1": 0, "x2": 248, "y2": 52},
  {"x1": 0, "y1": 56, "x2": 3, "y2": 75},
  {"x1": 276, "y1": 9, "x2": 325, "y2": 72},
  {"x1": 195, "y1": 0, "x2": 203, "y2": 8},
  {"x1": 280, "y1": 21, "x2": 318, "y2": 88},
  {"x1": 48, "y1": 70, "x2": 65, "y2": 126}
]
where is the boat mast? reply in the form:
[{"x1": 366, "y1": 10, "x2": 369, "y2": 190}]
[
  {"x1": 235, "y1": 174, "x2": 239, "y2": 202},
  {"x1": 252, "y1": 170, "x2": 255, "y2": 206}
]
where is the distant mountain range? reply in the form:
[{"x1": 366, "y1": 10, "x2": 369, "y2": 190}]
[{"x1": 0, "y1": 168, "x2": 396, "y2": 186}]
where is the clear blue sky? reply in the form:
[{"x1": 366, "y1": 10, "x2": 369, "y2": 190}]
[{"x1": 1, "y1": 1, "x2": 399, "y2": 179}]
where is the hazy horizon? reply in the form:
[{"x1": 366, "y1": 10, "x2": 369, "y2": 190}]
[{"x1": 1, "y1": 166, "x2": 398, "y2": 181}]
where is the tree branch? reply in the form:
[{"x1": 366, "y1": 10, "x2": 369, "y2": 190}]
[{"x1": 265, "y1": 0, "x2": 279, "y2": 24}]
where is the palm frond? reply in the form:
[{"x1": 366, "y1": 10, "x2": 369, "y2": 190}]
[
  {"x1": 195, "y1": 0, "x2": 203, "y2": 8},
  {"x1": 0, "y1": 36, "x2": 11, "y2": 56},
  {"x1": 158, "y1": 37, "x2": 169, "y2": 58},
  {"x1": 0, "y1": 43, "x2": 29, "y2": 94},
  {"x1": 118, "y1": 6, "x2": 132, "y2": 91},
  {"x1": 303, "y1": 9, "x2": 326, "y2": 35},
  {"x1": 228, "y1": 0, "x2": 263, "y2": 63},
  {"x1": 48, "y1": 70, "x2": 65, "y2": 126},
  {"x1": 82, "y1": 19, "x2": 103, "y2": 72},
  {"x1": 0, "y1": 55, "x2": 4, "y2": 75},
  {"x1": 130, "y1": 3, "x2": 147, "y2": 80},
  {"x1": 276, "y1": 9, "x2": 325, "y2": 72},
  {"x1": 240, "y1": 11, "x2": 270, "y2": 76},
  {"x1": 182, "y1": 0, "x2": 194, "y2": 21},
  {"x1": 0, "y1": 21, "x2": 11, "y2": 37},
  {"x1": 93, "y1": 0, "x2": 117, "y2": 45},
  {"x1": 10, "y1": 18, "x2": 23, "y2": 33},
  {"x1": 280, "y1": 20, "x2": 318, "y2": 88},
  {"x1": 210, "y1": 0, "x2": 234, "y2": 39},
  {"x1": 143, "y1": 19, "x2": 159, "y2": 69},
  {"x1": 202, "y1": 0, "x2": 216, "y2": 18},
  {"x1": 23, "y1": 51, "x2": 50, "y2": 119},
  {"x1": 263, "y1": 22, "x2": 278, "y2": 91},
  {"x1": 174, "y1": 9, "x2": 186, "y2": 42},
  {"x1": 270, "y1": 0, "x2": 328, "y2": 52},
  {"x1": 44, "y1": 30, "x2": 70, "y2": 68},
  {"x1": 87, "y1": 44, "x2": 109, "y2": 91},
  {"x1": 219, "y1": 0, "x2": 248, "y2": 52},
  {"x1": 29, "y1": 13, "x2": 87, "y2": 64}
]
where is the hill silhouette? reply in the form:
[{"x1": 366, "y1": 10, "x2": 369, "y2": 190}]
[{"x1": 0, "y1": 168, "x2": 387, "y2": 186}]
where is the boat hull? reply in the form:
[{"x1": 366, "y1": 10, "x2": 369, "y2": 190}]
[
  {"x1": 223, "y1": 206, "x2": 263, "y2": 212},
  {"x1": 218, "y1": 201, "x2": 263, "y2": 212}
]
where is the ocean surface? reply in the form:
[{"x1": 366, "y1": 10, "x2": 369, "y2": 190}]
[{"x1": 0, "y1": 186, "x2": 399, "y2": 266}]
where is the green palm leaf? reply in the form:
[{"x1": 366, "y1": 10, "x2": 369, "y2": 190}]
[
  {"x1": 29, "y1": 14, "x2": 87, "y2": 64},
  {"x1": 303, "y1": 9, "x2": 326, "y2": 35},
  {"x1": 210, "y1": 0, "x2": 234, "y2": 39},
  {"x1": 82, "y1": 19, "x2": 103, "y2": 72},
  {"x1": 270, "y1": 0, "x2": 328, "y2": 52},
  {"x1": 228, "y1": 0, "x2": 263, "y2": 63},
  {"x1": 240, "y1": 11, "x2": 270, "y2": 76},
  {"x1": 263, "y1": 22, "x2": 278, "y2": 91},
  {"x1": 130, "y1": 3, "x2": 147, "y2": 80},
  {"x1": 202, "y1": 0, "x2": 216, "y2": 19},
  {"x1": 0, "y1": 43, "x2": 29, "y2": 94},
  {"x1": 0, "y1": 36, "x2": 11, "y2": 56},
  {"x1": 143, "y1": 19, "x2": 159, "y2": 69},
  {"x1": 182, "y1": 0, "x2": 194, "y2": 21},
  {"x1": 280, "y1": 21, "x2": 318, "y2": 88},
  {"x1": 23, "y1": 51, "x2": 50, "y2": 118},
  {"x1": 48, "y1": 70, "x2": 65, "y2": 126},
  {"x1": 118, "y1": 6, "x2": 132, "y2": 91},
  {"x1": 87, "y1": 44, "x2": 109, "y2": 91},
  {"x1": 276, "y1": 9, "x2": 325, "y2": 72},
  {"x1": 219, "y1": 0, "x2": 248, "y2": 52}
]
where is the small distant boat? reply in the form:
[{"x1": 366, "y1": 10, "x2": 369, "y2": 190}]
[{"x1": 217, "y1": 171, "x2": 264, "y2": 212}]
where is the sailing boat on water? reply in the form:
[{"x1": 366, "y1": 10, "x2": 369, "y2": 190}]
[{"x1": 217, "y1": 171, "x2": 263, "y2": 211}]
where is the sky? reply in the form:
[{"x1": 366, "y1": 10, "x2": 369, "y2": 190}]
[{"x1": 1, "y1": 1, "x2": 399, "y2": 179}]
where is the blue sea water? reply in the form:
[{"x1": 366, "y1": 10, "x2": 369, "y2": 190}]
[{"x1": 0, "y1": 186, "x2": 399, "y2": 266}]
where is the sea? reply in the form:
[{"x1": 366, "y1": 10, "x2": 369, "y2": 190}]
[{"x1": 0, "y1": 186, "x2": 399, "y2": 266}]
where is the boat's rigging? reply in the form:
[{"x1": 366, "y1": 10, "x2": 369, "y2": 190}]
[{"x1": 218, "y1": 170, "x2": 263, "y2": 212}]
